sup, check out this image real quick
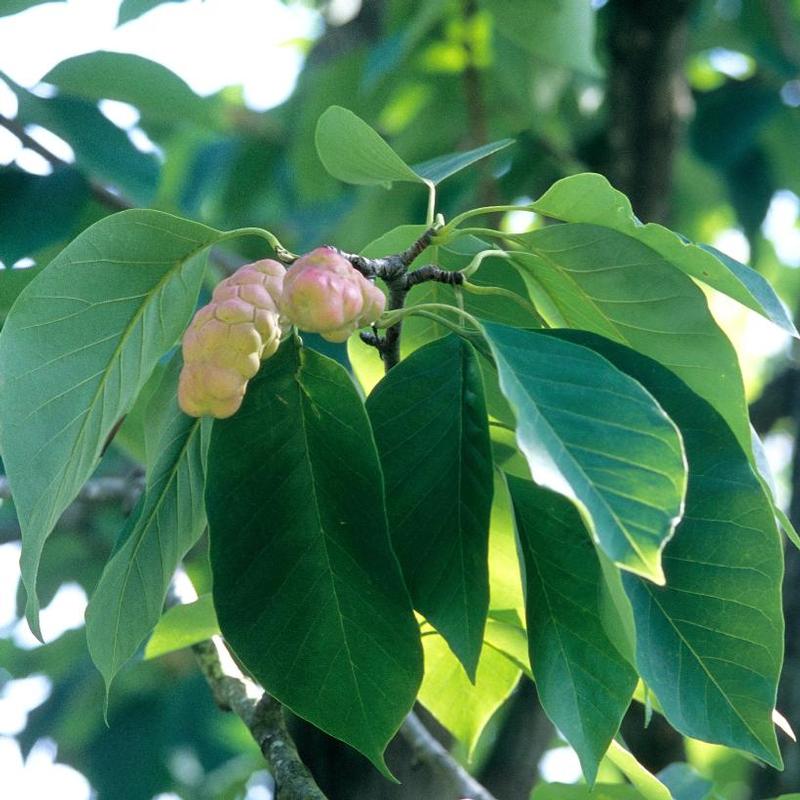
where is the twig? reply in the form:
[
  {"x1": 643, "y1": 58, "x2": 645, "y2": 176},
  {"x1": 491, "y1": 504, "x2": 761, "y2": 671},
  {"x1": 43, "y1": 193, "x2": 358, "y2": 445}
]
[
  {"x1": 0, "y1": 113, "x2": 247, "y2": 274},
  {"x1": 404, "y1": 264, "x2": 464, "y2": 289},
  {"x1": 342, "y1": 224, "x2": 457, "y2": 371},
  {"x1": 0, "y1": 112, "x2": 133, "y2": 212},
  {"x1": 163, "y1": 576, "x2": 328, "y2": 800},
  {"x1": 192, "y1": 636, "x2": 328, "y2": 800},
  {"x1": 338, "y1": 223, "x2": 441, "y2": 280},
  {"x1": 400, "y1": 711, "x2": 498, "y2": 800}
]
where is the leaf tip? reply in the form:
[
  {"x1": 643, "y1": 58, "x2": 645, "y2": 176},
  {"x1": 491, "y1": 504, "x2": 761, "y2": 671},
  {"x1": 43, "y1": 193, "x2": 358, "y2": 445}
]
[
  {"x1": 620, "y1": 555, "x2": 666, "y2": 587},
  {"x1": 24, "y1": 597, "x2": 44, "y2": 643},
  {"x1": 370, "y1": 751, "x2": 398, "y2": 783}
]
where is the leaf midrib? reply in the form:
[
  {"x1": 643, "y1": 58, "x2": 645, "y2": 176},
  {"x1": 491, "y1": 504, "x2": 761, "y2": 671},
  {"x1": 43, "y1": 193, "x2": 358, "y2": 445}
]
[
  {"x1": 295, "y1": 357, "x2": 376, "y2": 754},
  {"x1": 106, "y1": 415, "x2": 203, "y2": 678},
  {"x1": 35, "y1": 233, "x2": 209, "y2": 537},
  {"x1": 643, "y1": 584, "x2": 775, "y2": 759},
  {"x1": 494, "y1": 345, "x2": 654, "y2": 573},
  {"x1": 522, "y1": 530, "x2": 590, "y2": 746}
]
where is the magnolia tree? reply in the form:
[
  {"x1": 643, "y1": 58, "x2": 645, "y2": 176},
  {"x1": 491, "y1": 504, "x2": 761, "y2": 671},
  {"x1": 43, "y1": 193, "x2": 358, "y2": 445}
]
[{"x1": 0, "y1": 106, "x2": 795, "y2": 799}]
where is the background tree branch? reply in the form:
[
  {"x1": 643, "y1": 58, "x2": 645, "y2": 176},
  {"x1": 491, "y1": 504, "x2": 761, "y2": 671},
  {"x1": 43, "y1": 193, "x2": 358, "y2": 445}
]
[
  {"x1": 604, "y1": 0, "x2": 696, "y2": 224},
  {"x1": 191, "y1": 635, "x2": 329, "y2": 800}
]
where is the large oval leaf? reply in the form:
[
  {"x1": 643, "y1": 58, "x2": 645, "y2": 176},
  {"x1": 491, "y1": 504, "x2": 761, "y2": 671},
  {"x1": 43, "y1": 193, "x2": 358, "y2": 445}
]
[
  {"x1": 507, "y1": 475, "x2": 637, "y2": 784},
  {"x1": 530, "y1": 173, "x2": 797, "y2": 337},
  {"x1": 85, "y1": 355, "x2": 211, "y2": 692},
  {"x1": 418, "y1": 626, "x2": 520, "y2": 759},
  {"x1": 485, "y1": 0, "x2": 603, "y2": 77},
  {"x1": 550, "y1": 330, "x2": 783, "y2": 768},
  {"x1": 0, "y1": 209, "x2": 225, "y2": 636},
  {"x1": 44, "y1": 52, "x2": 211, "y2": 127},
  {"x1": 482, "y1": 323, "x2": 687, "y2": 583},
  {"x1": 206, "y1": 338, "x2": 423, "y2": 774},
  {"x1": 512, "y1": 224, "x2": 752, "y2": 455},
  {"x1": 12, "y1": 82, "x2": 160, "y2": 204},
  {"x1": 367, "y1": 334, "x2": 494, "y2": 679}
]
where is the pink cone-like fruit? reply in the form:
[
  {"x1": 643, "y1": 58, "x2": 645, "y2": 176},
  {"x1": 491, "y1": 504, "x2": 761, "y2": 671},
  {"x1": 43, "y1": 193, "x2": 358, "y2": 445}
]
[
  {"x1": 280, "y1": 246, "x2": 385, "y2": 343},
  {"x1": 178, "y1": 259, "x2": 288, "y2": 418}
]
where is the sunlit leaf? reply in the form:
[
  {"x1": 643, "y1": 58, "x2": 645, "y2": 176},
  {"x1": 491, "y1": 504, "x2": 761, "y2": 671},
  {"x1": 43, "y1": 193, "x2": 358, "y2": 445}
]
[
  {"x1": 551, "y1": 330, "x2": 783, "y2": 768},
  {"x1": 316, "y1": 106, "x2": 514, "y2": 189},
  {"x1": 0, "y1": 209, "x2": 223, "y2": 635},
  {"x1": 483, "y1": 322, "x2": 687, "y2": 582},
  {"x1": 315, "y1": 105, "x2": 422, "y2": 187},
  {"x1": 530, "y1": 173, "x2": 797, "y2": 337},
  {"x1": 418, "y1": 627, "x2": 520, "y2": 758},
  {"x1": 511, "y1": 223, "x2": 752, "y2": 455},
  {"x1": 144, "y1": 594, "x2": 219, "y2": 660}
]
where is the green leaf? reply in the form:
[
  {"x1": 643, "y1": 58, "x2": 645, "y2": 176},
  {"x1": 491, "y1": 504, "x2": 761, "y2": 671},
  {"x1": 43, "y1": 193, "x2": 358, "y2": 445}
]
[
  {"x1": 699, "y1": 243, "x2": 795, "y2": 334},
  {"x1": 530, "y1": 173, "x2": 797, "y2": 338},
  {"x1": 0, "y1": 265, "x2": 42, "y2": 323},
  {"x1": 0, "y1": 167, "x2": 90, "y2": 264},
  {"x1": 85, "y1": 355, "x2": 211, "y2": 690},
  {"x1": 605, "y1": 741, "x2": 673, "y2": 800},
  {"x1": 508, "y1": 475, "x2": 637, "y2": 784},
  {"x1": 12, "y1": 86, "x2": 159, "y2": 204},
  {"x1": 750, "y1": 427, "x2": 800, "y2": 551},
  {"x1": 206, "y1": 338, "x2": 423, "y2": 775},
  {"x1": 656, "y1": 764, "x2": 714, "y2": 800},
  {"x1": 144, "y1": 594, "x2": 219, "y2": 660},
  {"x1": 532, "y1": 786, "x2": 643, "y2": 800},
  {"x1": 549, "y1": 330, "x2": 783, "y2": 768},
  {"x1": 0, "y1": 0, "x2": 64, "y2": 16},
  {"x1": 412, "y1": 138, "x2": 514, "y2": 185},
  {"x1": 0, "y1": 209, "x2": 223, "y2": 636},
  {"x1": 112, "y1": 360, "x2": 168, "y2": 463},
  {"x1": 366, "y1": 335, "x2": 494, "y2": 678},
  {"x1": 117, "y1": 0, "x2": 189, "y2": 24},
  {"x1": 418, "y1": 628, "x2": 520, "y2": 759},
  {"x1": 315, "y1": 105, "x2": 422, "y2": 188},
  {"x1": 486, "y1": 0, "x2": 603, "y2": 77},
  {"x1": 315, "y1": 106, "x2": 510, "y2": 189},
  {"x1": 488, "y1": 471, "x2": 526, "y2": 617},
  {"x1": 482, "y1": 323, "x2": 687, "y2": 583},
  {"x1": 484, "y1": 615, "x2": 530, "y2": 676},
  {"x1": 44, "y1": 52, "x2": 211, "y2": 127},
  {"x1": 512, "y1": 222, "x2": 752, "y2": 454}
]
